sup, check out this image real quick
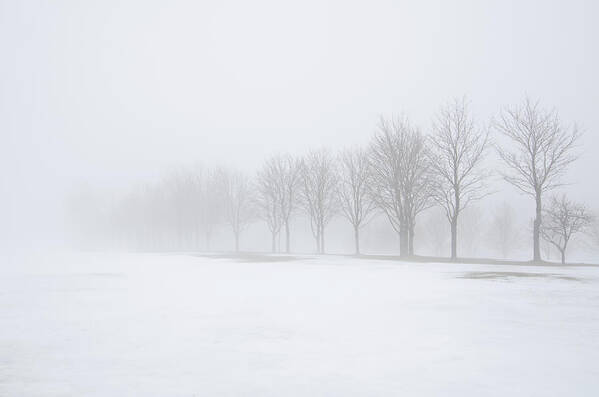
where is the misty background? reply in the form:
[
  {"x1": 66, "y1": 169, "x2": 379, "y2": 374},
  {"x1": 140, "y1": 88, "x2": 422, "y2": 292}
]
[{"x1": 1, "y1": 0, "x2": 598, "y2": 259}]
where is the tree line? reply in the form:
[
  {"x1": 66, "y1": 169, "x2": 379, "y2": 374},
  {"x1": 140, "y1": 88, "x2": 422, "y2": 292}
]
[{"x1": 68, "y1": 97, "x2": 594, "y2": 264}]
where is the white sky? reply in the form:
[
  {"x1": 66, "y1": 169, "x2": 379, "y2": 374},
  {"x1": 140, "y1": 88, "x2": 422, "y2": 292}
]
[{"x1": 1, "y1": 0, "x2": 598, "y2": 248}]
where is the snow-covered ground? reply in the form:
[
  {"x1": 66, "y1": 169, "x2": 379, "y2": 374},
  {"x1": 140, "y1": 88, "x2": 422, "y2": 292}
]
[{"x1": 1, "y1": 253, "x2": 598, "y2": 396}]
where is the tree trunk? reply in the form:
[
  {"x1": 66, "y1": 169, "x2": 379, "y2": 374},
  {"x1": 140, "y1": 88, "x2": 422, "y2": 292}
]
[
  {"x1": 451, "y1": 185, "x2": 460, "y2": 261},
  {"x1": 285, "y1": 221, "x2": 290, "y2": 253},
  {"x1": 354, "y1": 225, "x2": 360, "y2": 255},
  {"x1": 271, "y1": 231, "x2": 276, "y2": 253},
  {"x1": 320, "y1": 225, "x2": 325, "y2": 254},
  {"x1": 560, "y1": 249, "x2": 565, "y2": 265},
  {"x1": 533, "y1": 192, "x2": 542, "y2": 262},
  {"x1": 234, "y1": 231, "x2": 239, "y2": 253},
  {"x1": 399, "y1": 224, "x2": 409, "y2": 258},
  {"x1": 408, "y1": 223, "x2": 415, "y2": 257},
  {"x1": 315, "y1": 231, "x2": 320, "y2": 254},
  {"x1": 450, "y1": 216, "x2": 457, "y2": 261}
]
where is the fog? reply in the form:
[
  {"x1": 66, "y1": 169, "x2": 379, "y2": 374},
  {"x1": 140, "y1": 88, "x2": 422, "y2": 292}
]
[
  {"x1": 4, "y1": 3, "x2": 599, "y2": 395},
  {"x1": 2, "y1": 0, "x2": 598, "y2": 261}
]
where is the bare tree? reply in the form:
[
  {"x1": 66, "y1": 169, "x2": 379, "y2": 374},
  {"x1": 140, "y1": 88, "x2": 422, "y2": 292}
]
[
  {"x1": 99, "y1": 165, "x2": 226, "y2": 252},
  {"x1": 485, "y1": 201, "x2": 521, "y2": 259},
  {"x1": 495, "y1": 97, "x2": 579, "y2": 262},
  {"x1": 222, "y1": 170, "x2": 255, "y2": 252},
  {"x1": 429, "y1": 98, "x2": 490, "y2": 261},
  {"x1": 368, "y1": 116, "x2": 432, "y2": 258},
  {"x1": 300, "y1": 149, "x2": 338, "y2": 254},
  {"x1": 337, "y1": 147, "x2": 377, "y2": 254},
  {"x1": 256, "y1": 162, "x2": 283, "y2": 252},
  {"x1": 541, "y1": 195, "x2": 593, "y2": 264},
  {"x1": 266, "y1": 154, "x2": 303, "y2": 253},
  {"x1": 401, "y1": 125, "x2": 434, "y2": 255}
]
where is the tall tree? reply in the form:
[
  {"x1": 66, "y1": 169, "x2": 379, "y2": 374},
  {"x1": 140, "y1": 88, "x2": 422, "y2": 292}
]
[
  {"x1": 429, "y1": 98, "x2": 490, "y2": 260},
  {"x1": 495, "y1": 97, "x2": 579, "y2": 262},
  {"x1": 400, "y1": 125, "x2": 434, "y2": 255},
  {"x1": 541, "y1": 195, "x2": 593, "y2": 264},
  {"x1": 223, "y1": 170, "x2": 255, "y2": 252},
  {"x1": 300, "y1": 149, "x2": 338, "y2": 254},
  {"x1": 369, "y1": 116, "x2": 432, "y2": 257},
  {"x1": 256, "y1": 162, "x2": 283, "y2": 253},
  {"x1": 268, "y1": 154, "x2": 303, "y2": 253},
  {"x1": 337, "y1": 147, "x2": 377, "y2": 254}
]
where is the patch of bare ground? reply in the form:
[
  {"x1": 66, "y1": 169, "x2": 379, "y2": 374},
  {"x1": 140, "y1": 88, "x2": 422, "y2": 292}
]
[
  {"x1": 352, "y1": 254, "x2": 598, "y2": 268},
  {"x1": 458, "y1": 271, "x2": 581, "y2": 282}
]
